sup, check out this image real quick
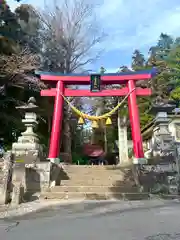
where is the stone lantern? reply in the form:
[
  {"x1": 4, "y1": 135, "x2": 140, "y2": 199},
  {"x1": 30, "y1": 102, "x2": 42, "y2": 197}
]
[
  {"x1": 12, "y1": 97, "x2": 43, "y2": 163},
  {"x1": 149, "y1": 96, "x2": 176, "y2": 164}
]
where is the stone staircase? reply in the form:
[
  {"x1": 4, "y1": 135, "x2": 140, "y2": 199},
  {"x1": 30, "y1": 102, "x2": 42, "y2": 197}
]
[{"x1": 40, "y1": 165, "x2": 150, "y2": 200}]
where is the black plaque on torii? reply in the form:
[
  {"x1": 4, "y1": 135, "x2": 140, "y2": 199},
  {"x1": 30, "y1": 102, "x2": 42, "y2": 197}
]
[{"x1": 90, "y1": 74, "x2": 101, "y2": 92}]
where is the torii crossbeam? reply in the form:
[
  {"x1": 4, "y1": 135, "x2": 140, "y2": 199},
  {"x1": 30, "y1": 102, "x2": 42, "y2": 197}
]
[{"x1": 35, "y1": 69, "x2": 157, "y2": 164}]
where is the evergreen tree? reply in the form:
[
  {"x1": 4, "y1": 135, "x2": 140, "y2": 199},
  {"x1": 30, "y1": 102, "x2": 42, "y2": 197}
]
[
  {"x1": 166, "y1": 44, "x2": 180, "y2": 106},
  {"x1": 156, "y1": 33, "x2": 173, "y2": 60},
  {"x1": 0, "y1": 1, "x2": 43, "y2": 148},
  {"x1": 132, "y1": 50, "x2": 145, "y2": 70},
  {"x1": 118, "y1": 66, "x2": 130, "y2": 72},
  {"x1": 139, "y1": 33, "x2": 178, "y2": 128},
  {"x1": 146, "y1": 33, "x2": 174, "y2": 98}
]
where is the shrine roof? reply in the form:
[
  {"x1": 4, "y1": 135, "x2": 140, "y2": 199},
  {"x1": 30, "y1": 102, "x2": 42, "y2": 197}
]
[
  {"x1": 35, "y1": 68, "x2": 157, "y2": 77},
  {"x1": 35, "y1": 68, "x2": 157, "y2": 85}
]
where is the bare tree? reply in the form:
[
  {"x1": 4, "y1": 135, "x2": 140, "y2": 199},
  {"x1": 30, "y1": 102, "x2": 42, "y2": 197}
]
[
  {"x1": 39, "y1": 0, "x2": 105, "y2": 72},
  {"x1": 0, "y1": 47, "x2": 44, "y2": 89},
  {"x1": 37, "y1": 0, "x2": 105, "y2": 159}
]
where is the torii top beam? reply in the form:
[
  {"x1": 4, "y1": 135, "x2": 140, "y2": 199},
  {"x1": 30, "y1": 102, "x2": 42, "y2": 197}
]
[{"x1": 35, "y1": 68, "x2": 157, "y2": 85}]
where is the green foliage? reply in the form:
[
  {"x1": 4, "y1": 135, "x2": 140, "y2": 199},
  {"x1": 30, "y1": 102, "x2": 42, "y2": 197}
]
[
  {"x1": 0, "y1": 2, "x2": 44, "y2": 149},
  {"x1": 132, "y1": 50, "x2": 145, "y2": 70},
  {"x1": 166, "y1": 45, "x2": 180, "y2": 77},
  {"x1": 128, "y1": 148, "x2": 133, "y2": 158},
  {"x1": 118, "y1": 66, "x2": 130, "y2": 72},
  {"x1": 170, "y1": 87, "x2": 180, "y2": 104},
  {"x1": 129, "y1": 33, "x2": 180, "y2": 130},
  {"x1": 1, "y1": 0, "x2": 180, "y2": 158},
  {"x1": 140, "y1": 113, "x2": 153, "y2": 128}
]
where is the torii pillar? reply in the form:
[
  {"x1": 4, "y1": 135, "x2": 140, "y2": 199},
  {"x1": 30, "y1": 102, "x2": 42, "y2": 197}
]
[
  {"x1": 48, "y1": 81, "x2": 64, "y2": 163},
  {"x1": 128, "y1": 79, "x2": 144, "y2": 163}
]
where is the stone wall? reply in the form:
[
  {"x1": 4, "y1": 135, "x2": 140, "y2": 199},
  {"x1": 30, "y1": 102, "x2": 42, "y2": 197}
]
[
  {"x1": 25, "y1": 162, "x2": 51, "y2": 192},
  {"x1": 0, "y1": 152, "x2": 13, "y2": 204},
  {"x1": 0, "y1": 151, "x2": 65, "y2": 205}
]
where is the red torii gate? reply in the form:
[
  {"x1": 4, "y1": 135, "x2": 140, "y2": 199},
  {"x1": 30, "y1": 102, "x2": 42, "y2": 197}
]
[{"x1": 35, "y1": 69, "x2": 157, "y2": 164}]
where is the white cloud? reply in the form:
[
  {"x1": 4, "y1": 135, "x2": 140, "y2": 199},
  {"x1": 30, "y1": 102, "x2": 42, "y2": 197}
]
[
  {"x1": 7, "y1": 0, "x2": 44, "y2": 10},
  {"x1": 97, "y1": 0, "x2": 180, "y2": 51},
  {"x1": 6, "y1": 0, "x2": 20, "y2": 10},
  {"x1": 7, "y1": 0, "x2": 180, "y2": 53}
]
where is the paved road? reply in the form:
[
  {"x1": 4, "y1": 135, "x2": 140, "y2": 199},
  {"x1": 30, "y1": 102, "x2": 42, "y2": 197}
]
[{"x1": 1, "y1": 200, "x2": 180, "y2": 239}]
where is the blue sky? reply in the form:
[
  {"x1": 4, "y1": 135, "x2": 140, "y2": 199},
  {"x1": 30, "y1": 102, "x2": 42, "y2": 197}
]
[{"x1": 7, "y1": 0, "x2": 180, "y2": 72}]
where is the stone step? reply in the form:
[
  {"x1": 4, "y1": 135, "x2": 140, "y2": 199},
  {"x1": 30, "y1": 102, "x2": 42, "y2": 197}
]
[
  {"x1": 61, "y1": 177, "x2": 125, "y2": 182},
  {"x1": 64, "y1": 173, "x2": 124, "y2": 176},
  {"x1": 59, "y1": 181, "x2": 133, "y2": 186},
  {"x1": 60, "y1": 174, "x2": 126, "y2": 179},
  {"x1": 59, "y1": 181, "x2": 128, "y2": 187},
  {"x1": 157, "y1": 194, "x2": 180, "y2": 200},
  {"x1": 62, "y1": 179, "x2": 125, "y2": 184},
  {"x1": 45, "y1": 166, "x2": 137, "y2": 201},
  {"x1": 62, "y1": 174, "x2": 124, "y2": 178},
  {"x1": 61, "y1": 174, "x2": 129, "y2": 179},
  {"x1": 61, "y1": 166, "x2": 126, "y2": 173},
  {"x1": 61, "y1": 172, "x2": 124, "y2": 177},
  {"x1": 58, "y1": 166, "x2": 134, "y2": 187},
  {"x1": 40, "y1": 192, "x2": 150, "y2": 201},
  {"x1": 64, "y1": 172, "x2": 129, "y2": 176},
  {"x1": 59, "y1": 166, "x2": 130, "y2": 175},
  {"x1": 64, "y1": 169, "x2": 125, "y2": 172},
  {"x1": 50, "y1": 185, "x2": 139, "y2": 193},
  {"x1": 62, "y1": 165, "x2": 123, "y2": 169}
]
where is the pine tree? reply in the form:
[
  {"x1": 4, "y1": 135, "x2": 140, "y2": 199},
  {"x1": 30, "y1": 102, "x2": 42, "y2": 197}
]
[
  {"x1": 118, "y1": 66, "x2": 130, "y2": 72},
  {"x1": 146, "y1": 33, "x2": 174, "y2": 98},
  {"x1": 132, "y1": 50, "x2": 145, "y2": 70},
  {"x1": 157, "y1": 33, "x2": 173, "y2": 60},
  {"x1": 166, "y1": 44, "x2": 180, "y2": 106}
]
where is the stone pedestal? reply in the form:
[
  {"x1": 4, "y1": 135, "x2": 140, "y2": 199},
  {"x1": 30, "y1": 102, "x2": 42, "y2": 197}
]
[
  {"x1": 11, "y1": 158, "x2": 26, "y2": 205},
  {"x1": 25, "y1": 162, "x2": 51, "y2": 193},
  {"x1": 11, "y1": 160, "x2": 52, "y2": 204},
  {"x1": 33, "y1": 162, "x2": 51, "y2": 190},
  {"x1": 0, "y1": 151, "x2": 13, "y2": 204},
  {"x1": 11, "y1": 183, "x2": 24, "y2": 205},
  {"x1": 12, "y1": 159, "x2": 25, "y2": 183}
]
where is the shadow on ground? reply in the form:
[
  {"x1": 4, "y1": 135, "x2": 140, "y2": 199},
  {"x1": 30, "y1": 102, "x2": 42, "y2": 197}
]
[{"x1": 54, "y1": 167, "x2": 70, "y2": 186}]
